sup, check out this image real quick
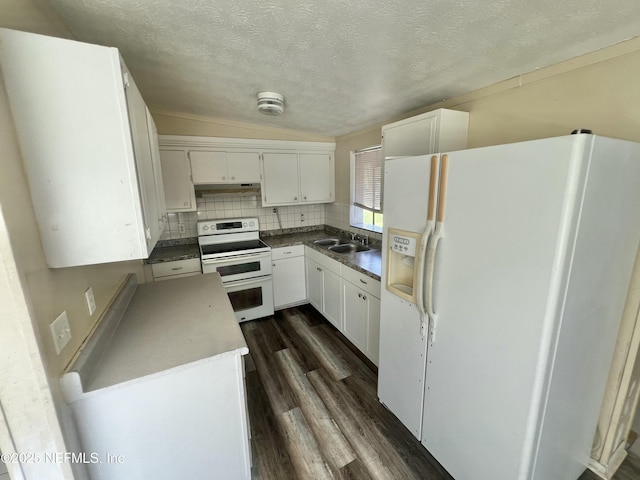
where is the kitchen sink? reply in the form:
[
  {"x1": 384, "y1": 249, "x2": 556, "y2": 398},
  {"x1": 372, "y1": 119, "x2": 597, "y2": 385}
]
[
  {"x1": 328, "y1": 243, "x2": 371, "y2": 254},
  {"x1": 313, "y1": 238, "x2": 342, "y2": 247}
]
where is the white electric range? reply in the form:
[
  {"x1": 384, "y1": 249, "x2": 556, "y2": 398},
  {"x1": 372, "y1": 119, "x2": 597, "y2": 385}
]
[{"x1": 198, "y1": 217, "x2": 273, "y2": 322}]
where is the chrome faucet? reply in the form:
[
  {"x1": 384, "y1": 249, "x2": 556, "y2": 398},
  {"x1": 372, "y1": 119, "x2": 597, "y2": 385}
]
[{"x1": 350, "y1": 233, "x2": 369, "y2": 245}]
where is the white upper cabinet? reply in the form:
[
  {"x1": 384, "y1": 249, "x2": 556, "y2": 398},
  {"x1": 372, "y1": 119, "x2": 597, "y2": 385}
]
[
  {"x1": 299, "y1": 153, "x2": 333, "y2": 203},
  {"x1": 159, "y1": 148, "x2": 197, "y2": 211},
  {"x1": 190, "y1": 150, "x2": 260, "y2": 184},
  {"x1": 227, "y1": 152, "x2": 261, "y2": 183},
  {"x1": 382, "y1": 108, "x2": 469, "y2": 159},
  {"x1": 0, "y1": 28, "x2": 166, "y2": 267},
  {"x1": 261, "y1": 153, "x2": 300, "y2": 204},
  {"x1": 261, "y1": 151, "x2": 334, "y2": 207},
  {"x1": 158, "y1": 136, "x2": 335, "y2": 207},
  {"x1": 190, "y1": 151, "x2": 228, "y2": 183}
]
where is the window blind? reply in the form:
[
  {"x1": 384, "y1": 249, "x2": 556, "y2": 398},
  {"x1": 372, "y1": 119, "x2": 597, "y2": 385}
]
[{"x1": 353, "y1": 146, "x2": 383, "y2": 213}]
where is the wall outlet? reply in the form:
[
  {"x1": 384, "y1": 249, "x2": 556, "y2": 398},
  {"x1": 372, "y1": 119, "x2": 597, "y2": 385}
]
[
  {"x1": 178, "y1": 223, "x2": 186, "y2": 233},
  {"x1": 50, "y1": 311, "x2": 71, "y2": 355},
  {"x1": 85, "y1": 287, "x2": 96, "y2": 316}
]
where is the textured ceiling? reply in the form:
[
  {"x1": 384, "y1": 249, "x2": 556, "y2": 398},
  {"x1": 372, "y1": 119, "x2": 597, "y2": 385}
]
[{"x1": 43, "y1": 0, "x2": 640, "y2": 137}]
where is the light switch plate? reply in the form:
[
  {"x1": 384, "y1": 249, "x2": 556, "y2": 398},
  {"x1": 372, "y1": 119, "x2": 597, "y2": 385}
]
[
  {"x1": 50, "y1": 311, "x2": 71, "y2": 355},
  {"x1": 85, "y1": 287, "x2": 96, "y2": 316}
]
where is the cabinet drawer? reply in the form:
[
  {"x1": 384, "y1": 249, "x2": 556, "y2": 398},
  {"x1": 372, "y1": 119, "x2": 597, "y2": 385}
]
[
  {"x1": 151, "y1": 258, "x2": 201, "y2": 279},
  {"x1": 272, "y1": 244, "x2": 304, "y2": 260},
  {"x1": 305, "y1": 246, "x2": 341, "y2": 275},
  {"x1": 341, "y1": 266, "x2": 380, "y2": 298}
]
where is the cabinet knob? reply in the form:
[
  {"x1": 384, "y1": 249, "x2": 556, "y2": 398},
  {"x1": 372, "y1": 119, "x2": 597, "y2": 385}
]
[
  {"x1": 294, "y1": 196, "x2": 298, "y2": 201},
  {"x1": 363, "y1": 295, "x2": 367, "y2": 301},
  {"x1": 358, "y1": 293, "x2": 362, "y2": 298},
  {"x1": 304, "y1": 196, "x2": 307, "y2": 200},
  {"x1": 231, "y1": 176, "x2": 235, "y2": 180},
  {"x1": 222, "y1": 176, "x2": 226, "y2": 180},
  {"x1": 272, "y1": 263, "x2": 276, "y2": 267},
  {"x1": 317, "y1": 267, "x2": 322, "y2": 272}
]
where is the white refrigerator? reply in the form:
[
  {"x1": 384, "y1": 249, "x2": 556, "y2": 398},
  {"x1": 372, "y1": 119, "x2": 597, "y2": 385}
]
[{"x1": 377, "y1": 134, "x2": 640, "y2": 480}]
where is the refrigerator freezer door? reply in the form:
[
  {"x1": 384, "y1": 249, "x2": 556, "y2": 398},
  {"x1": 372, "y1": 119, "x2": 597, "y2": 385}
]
[
  {"x1": 421, "y1": 137, "x2": 580, "y2": 480},
  {"x1": 378, "y1": 154, "x2": 435, "y2": 438}
]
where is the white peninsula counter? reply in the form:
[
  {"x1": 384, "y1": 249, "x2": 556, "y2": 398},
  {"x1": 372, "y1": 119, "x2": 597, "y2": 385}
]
[{"x1": 61, "y1": 273, "x2": 250, "y2": 480}]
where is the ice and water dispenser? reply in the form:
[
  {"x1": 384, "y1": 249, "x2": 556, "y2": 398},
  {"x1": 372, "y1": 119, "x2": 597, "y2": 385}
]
[{"x1": 386, "y1": 227, "x2": 423, "y2": 304}]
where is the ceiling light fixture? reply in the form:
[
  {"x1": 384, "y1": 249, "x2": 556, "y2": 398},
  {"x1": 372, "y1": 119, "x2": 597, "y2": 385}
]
[{"x1": 257, "y1": 92, "x2": 284, "y2": 116}]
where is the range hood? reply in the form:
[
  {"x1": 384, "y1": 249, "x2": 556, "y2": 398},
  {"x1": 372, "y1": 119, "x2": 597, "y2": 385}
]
[{"x1": 194, "y1": 183, "x2": 261, "y2": 197}]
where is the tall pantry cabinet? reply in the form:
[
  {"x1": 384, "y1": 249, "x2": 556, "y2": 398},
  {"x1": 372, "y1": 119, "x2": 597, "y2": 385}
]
[{"x1": 0, "y1": 28, "x2": 166, "y2": 267}]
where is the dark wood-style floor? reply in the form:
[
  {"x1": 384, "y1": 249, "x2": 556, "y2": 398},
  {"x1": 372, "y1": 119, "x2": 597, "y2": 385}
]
[{"x1": 242, "y1": 305, "x2": 640, "y2": 480}]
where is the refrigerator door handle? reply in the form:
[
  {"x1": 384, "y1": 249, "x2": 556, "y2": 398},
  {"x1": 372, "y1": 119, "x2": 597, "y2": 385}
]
[
  {"x1": 425, "y1": 154, "x2": 449, "y2": 342},
  {"x1": 416, "y1": 155, "x2": 440, "y2": 326},
  {"x1": 425, "y1": 223, "x2": 443, "y2": 323},
  {"x1": 416, "y1": 225, "x2": 432, "y2": 317}
]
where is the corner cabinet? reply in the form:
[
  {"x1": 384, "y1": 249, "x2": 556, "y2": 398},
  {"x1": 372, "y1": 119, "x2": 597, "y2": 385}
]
[
  {"x1": 0, "y1": 28, "x2": 166, "y2": 267},
  {"x1": 262, "y1": 151, "x2": 334, "y2": 206},
  {"x1": 382, "y1": 108, "x2": 469, "y2": 159}
]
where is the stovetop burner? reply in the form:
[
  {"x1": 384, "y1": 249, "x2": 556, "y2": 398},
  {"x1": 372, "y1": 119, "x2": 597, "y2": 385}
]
[{"x1": 200, "y1": 239, "x2": 270, "y2": 256}]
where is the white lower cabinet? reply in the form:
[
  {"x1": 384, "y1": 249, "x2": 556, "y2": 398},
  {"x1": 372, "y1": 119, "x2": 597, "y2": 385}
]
[
  {"x1": 304, "y1": 246, "x2": 380, "y2": 363},
  {"x1": 272, "y1": 245, "x2": 307, "y2": 309},
  {"x1": 341, "y1": 266, "x2": 381, "y2": 365},
  {"x1": 305, "y1": 247, "x2": 342, "y2": 330}
]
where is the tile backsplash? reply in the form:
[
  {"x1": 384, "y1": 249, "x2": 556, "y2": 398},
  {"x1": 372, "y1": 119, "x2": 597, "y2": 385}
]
[
  {"x1": 160, "y1": 193, "x2": 325, "y2": 240},
  {"x1": 160, "y1": 195, "x2": 383, "y2": 242}
]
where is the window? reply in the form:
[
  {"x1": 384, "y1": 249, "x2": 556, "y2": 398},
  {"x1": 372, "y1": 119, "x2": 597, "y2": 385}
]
[{"x1": 350, "y1": 145, "x2": 383, "y2": 232}]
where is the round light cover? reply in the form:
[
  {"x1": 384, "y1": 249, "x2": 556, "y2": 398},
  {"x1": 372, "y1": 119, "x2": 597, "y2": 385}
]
[{"x1": 257, "y1": 92, "x2": 284, "y2": 116}]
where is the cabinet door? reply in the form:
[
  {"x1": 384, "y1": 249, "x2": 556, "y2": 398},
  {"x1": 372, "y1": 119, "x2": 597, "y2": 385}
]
[
  {"x1": 124, "y1": 69, "x2": 161, "y2": 250},
  {"x1": 146, "y1": 108, "x2": 167, "y2": 233},
  {"x1": 366, "y1": 294, "x2": 381, "y2": 365},
  {"x1": 299, "y1": 153, "x2": 333, "y2": 203},
  {"x1": 190, "y1": 150, "x2": 227, "y2": 183},
  {"x1": 159, "y1": 149, "x2": 197, "y2": 211},
  {"x1": 273, "y1": 255, "x2": 307, "y2": 309},
  {"x1": 343, "y1": 280, "x2": 366, "y2": 351},
  {"x1": 262, "y1": 153, "x2": 300, "y2": 205},
  {"x1": 306, "y1": 258, "x2": 323, "y2": 311},
  {"x1": 227, "y1": 152, "x2": 260, "y2": 183},
  {"x1": 382, "y1": 114, "x2": 438, "y2": 159},
  {"x1": 323, "y1": 268, "x2": 342, "y2": 330}
]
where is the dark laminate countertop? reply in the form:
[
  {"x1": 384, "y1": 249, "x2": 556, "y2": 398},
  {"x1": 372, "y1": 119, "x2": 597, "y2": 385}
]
[
  {"x1": 261, "y1": 229, "x2": 382, "y2": 281},
  {"x1": 146, "y1": 240, "x2": 200, "y2": 264},
  {"x1": 146, "y1": 229, "x2": 382, "y2": 280}
]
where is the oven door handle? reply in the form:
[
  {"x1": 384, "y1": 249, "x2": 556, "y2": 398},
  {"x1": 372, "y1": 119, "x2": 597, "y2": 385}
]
[
  {"x1": 202, "y1": 252, "x2": 271, "y2": 264},
  {"x1": 224, "y1": 277, "x2": 270, "y2": 289}
]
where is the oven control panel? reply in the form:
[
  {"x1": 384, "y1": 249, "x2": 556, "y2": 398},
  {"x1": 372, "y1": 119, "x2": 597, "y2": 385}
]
[{"x1": 197, "y1": 217, "x2": 259, "y2": 236}]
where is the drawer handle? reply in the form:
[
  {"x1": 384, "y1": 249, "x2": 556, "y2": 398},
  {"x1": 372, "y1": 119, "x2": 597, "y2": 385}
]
[
  {"x1": 359, "y1": 279, "x2": 368, "y2": 284},
  {"x1": 284, "y1": 251, "x2": 292, "y2": 254},
  {"x1": 171, "y1": 267, "x2": 184, "y2": 271}
]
